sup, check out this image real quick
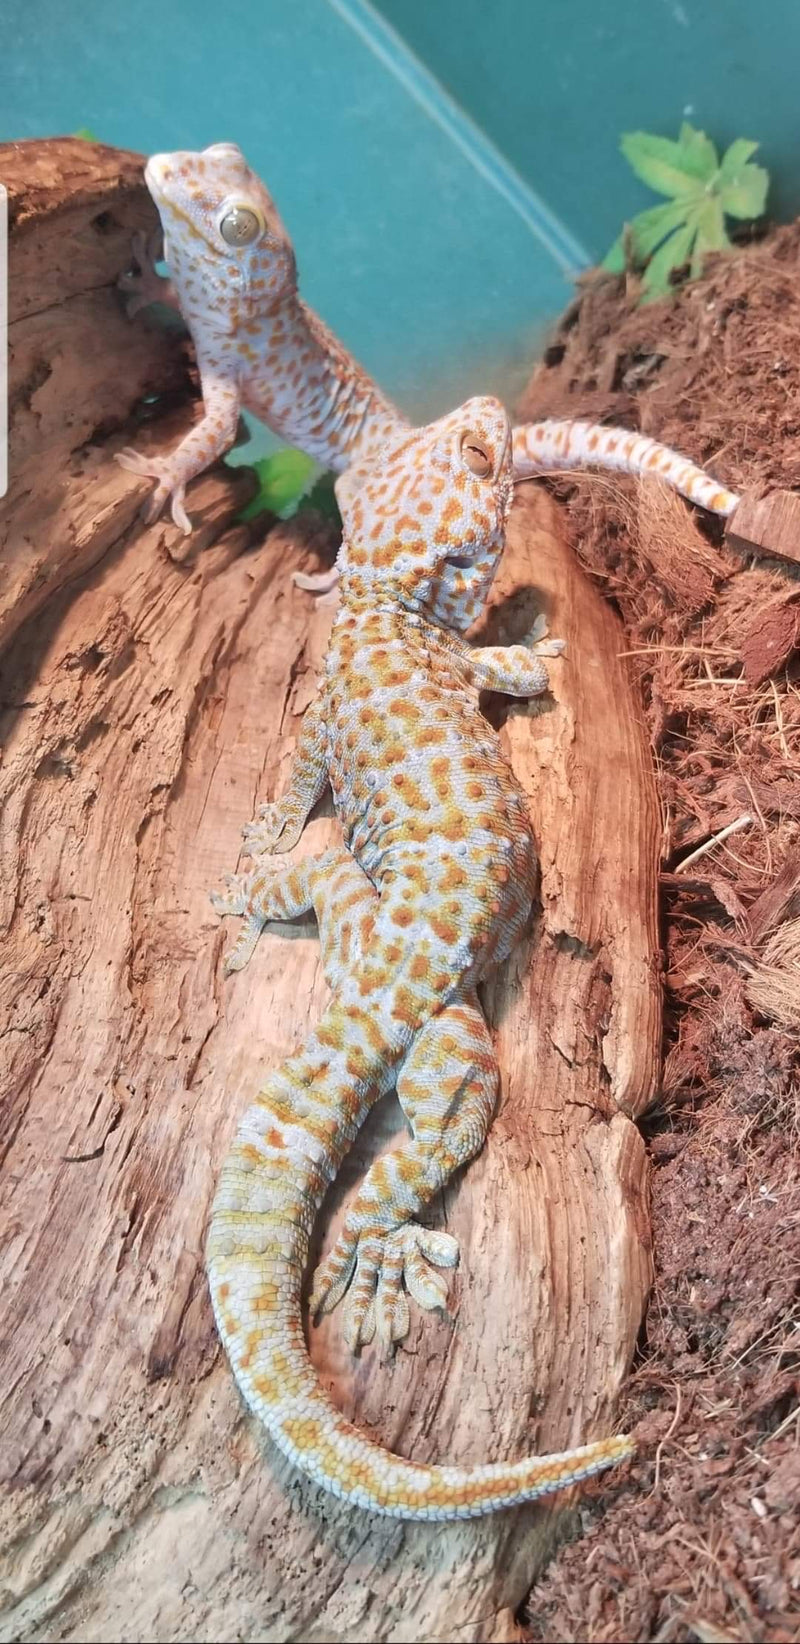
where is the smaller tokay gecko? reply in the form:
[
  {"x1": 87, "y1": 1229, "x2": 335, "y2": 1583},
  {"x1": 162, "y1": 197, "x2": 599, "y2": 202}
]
[{"x1": 118, "y1": 142, "x2": 741, "y2": 553}]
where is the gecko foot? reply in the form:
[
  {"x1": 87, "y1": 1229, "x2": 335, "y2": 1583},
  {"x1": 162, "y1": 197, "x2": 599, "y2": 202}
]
[
  {"x1": 241, "y1": 799, "x2": 304, "y2": 857},
  {"x1": 292, "y1": 565, "x2": 341, "y2": 596},
  {"x1": 209, "y1": 871, "x2": 249, "y2": 917},
  {"x1": 310, "y1": 1223, "x2": 460, "y2": 1356},
  {"x1": 209, "y1": 873, "x2": 266, "y2": 973},
  {"x1": 117, "y1": 230, "x2": 168, "y2": 318},
  {"x1": 115, "y1": 448, "x2": 192, "y2": 534},
  {"x1": 524, "y1": 612, "x2": 566, "y2": 658}
]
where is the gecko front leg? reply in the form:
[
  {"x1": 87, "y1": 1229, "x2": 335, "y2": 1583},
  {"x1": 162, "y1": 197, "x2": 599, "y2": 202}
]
[
  {"x1": 116, "y1": 361, "x2": 241, "y2": 534},
  {"x1": 453, "y1": 614, "x2": 567, "y2": 698},
  {"x1": 118, "y1": 229, "x2": 180, "y2": 317},
  {"x1": 242, "y1": 699, "x2": 330, "y2": 857}
]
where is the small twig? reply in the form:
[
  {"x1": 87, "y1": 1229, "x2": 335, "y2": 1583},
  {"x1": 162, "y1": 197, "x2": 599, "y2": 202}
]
[
  {"x1": 770, "y1": 678, "x2": 790, "y2": 760},
  {"x1": 617, "y1": 645, "x2": 739, "y2": 658},
  {"x1": 652, "y1": 1382, "x2": 683, "y2": 1493},
  {"x1": 682, "y1": 676, "x2": 745, "y2": 687},
  {"x1": 675, "y1": 815, "x2": 753, "y2": 875},
  {"x1": 761, "y1": 1399, "x2": 800, "y2": 1445}
]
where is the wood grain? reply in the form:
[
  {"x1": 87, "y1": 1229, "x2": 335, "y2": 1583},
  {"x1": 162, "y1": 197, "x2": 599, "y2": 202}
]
[
  {"x1": 0, "y1": 141, "x2": 658, "y2": 1644},
  {"x1": 1, "y1": 138, "x2": 189, "y2": 655},
  {"x1": 726, "y1": 488, "x2": 800, "y2": 566}
]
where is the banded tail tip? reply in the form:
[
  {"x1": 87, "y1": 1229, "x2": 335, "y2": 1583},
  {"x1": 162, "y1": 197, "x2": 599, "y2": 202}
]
[
  {"x1": 566, "y1": 1429, "x2": 635, "y2": 1479},
  {"x1": 607, "y1": 1430, "x2": 636, "y2": 1464}
]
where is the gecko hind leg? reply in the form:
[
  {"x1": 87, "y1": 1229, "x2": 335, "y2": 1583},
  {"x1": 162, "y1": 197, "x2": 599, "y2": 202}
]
[
  {"x1": 210, "y1": 860, "x2": 318, "y2": 974},
  {"x1": 211, "y1": 844, "x2": 377, "y2": 980},
  {"x1": 310, "y1": 996, "x2": 498, "y2": 1355}
]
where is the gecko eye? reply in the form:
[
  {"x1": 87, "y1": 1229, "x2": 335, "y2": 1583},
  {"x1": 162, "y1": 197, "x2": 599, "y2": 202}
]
[
  {"x1": 218, "y1": 203, "x2": 264, "y2": 247},
  {"x1": 460, "y1": 431, "x2": 493, "y2": 478}
]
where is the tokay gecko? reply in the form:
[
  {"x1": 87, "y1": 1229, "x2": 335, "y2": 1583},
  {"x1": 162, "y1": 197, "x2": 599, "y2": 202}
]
[
  {"x1": 118, "y1": 142, "x2": 741, "y2": 554},
  {"x1": 207, "y1": 394, "x2": 634, "y2": 1518}
]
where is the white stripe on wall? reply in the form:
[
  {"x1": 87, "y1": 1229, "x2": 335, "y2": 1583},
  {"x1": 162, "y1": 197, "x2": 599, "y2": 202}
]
[{"x1": 326, "y1": 0, "x2": 591, "y2": 277}]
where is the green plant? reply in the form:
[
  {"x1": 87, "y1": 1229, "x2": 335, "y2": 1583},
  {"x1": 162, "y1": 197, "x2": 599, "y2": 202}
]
[
  {"x1": 302, "y1": 471, "x2": 342, "y2": 526},
  {"x1": 603, "y1": 123, "x2": 769, "y2": 302},
  {"x1": 237, "y1": 447, "x2": 317, "y2": 521},
  {"x1": 73, "y1": 127, "x2": 100, "y2": 142},
  {"x1": 237, "y1": 447, "x2": 341, "y2": 527}
]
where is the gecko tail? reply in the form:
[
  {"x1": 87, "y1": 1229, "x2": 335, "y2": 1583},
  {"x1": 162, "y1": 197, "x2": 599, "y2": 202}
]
[
  {"x1": 207, "y1": 1064, "x2": 634, "y2": 1521},
  {"x1": 512, "y1": 419, "x2": 739, "y2": 518}
]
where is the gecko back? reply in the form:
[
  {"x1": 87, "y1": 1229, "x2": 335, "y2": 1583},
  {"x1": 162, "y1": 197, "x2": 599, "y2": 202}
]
[{"x1": 207, "y1": 394, "x2": 635, "y2": 1518}]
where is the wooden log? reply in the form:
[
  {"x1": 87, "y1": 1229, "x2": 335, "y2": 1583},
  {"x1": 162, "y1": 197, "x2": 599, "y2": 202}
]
[
  {"x1": 725, "y1": 487, "x2": 800, "y2": 566},
  {"x1": 1, "y1": 137, "x2": 189, "y2": 654},
  {"x1": 0, "y1": 142, "x2": 657, "y2": 1644}
]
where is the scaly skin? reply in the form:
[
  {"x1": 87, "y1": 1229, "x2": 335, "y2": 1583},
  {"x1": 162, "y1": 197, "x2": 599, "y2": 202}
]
[
  {"x1": 118, "y1": 142, "x2": 740, "y2": 541},
  {"x1": 207, "y1": 395, "x2": 634, "y2": 1518}
]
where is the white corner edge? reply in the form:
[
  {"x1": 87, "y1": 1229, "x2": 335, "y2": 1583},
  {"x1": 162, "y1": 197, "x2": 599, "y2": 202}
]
[{"x1": 0, "y1": 183, "x2": 6, "y2": 499}]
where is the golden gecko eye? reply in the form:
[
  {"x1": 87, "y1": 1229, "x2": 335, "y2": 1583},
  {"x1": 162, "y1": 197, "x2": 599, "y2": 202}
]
[
  {"x1": 460, "y1": 431, "x2": 492, "y2": 478},
  {"x1": 218, "y1": 203, "x2": 264, "y2": 247}
]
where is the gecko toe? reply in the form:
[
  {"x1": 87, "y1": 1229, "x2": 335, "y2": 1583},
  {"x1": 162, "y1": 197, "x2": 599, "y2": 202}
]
[
  {"x1": 311, "y1": 1222, "x2": 460, "y2": 1356},
  {"x1": 171, "y1": 489, "x2": 192, "y2": 534}
]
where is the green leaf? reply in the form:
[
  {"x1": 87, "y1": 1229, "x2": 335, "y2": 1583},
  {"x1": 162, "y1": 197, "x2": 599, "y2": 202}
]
[
  {"x1": 73, "y1": 127, "x2": 99, "y2": 142},
  {"x1": 640, "y1": 218, "x2": 697, "y2": 300},
  {"x1": 677, "y1": 122, "x2": 720, "y2": 180},
  {"x1": 302, "y1": 471, "x2": 341, "y2": 526},
  {"x1": 718, "y1": 137, "x2": 760, "y2": 174},
  {"x1": 610, "y1": 122, "x2": 770, "y2": 305},
  {"x1": 620, "y1": 129, "x2": 716, "y2": 198},
  {"x1": 628, "y1": 198, "x2": 695, "y2": 260},
  {"x1": 601, "y1": 233, "x2": 626, "y2": 273},
  {"x1": 692, "y1": 195, "x2": 731, "y2": 250},
  {"x1": 238, "y1": 447, "x2": 317, "y2": 522},
  {"x1": 718, "y1": 143, "x2": 769, "y2": 219},
  {"x1": 689, "y1": 195, "x2": 732, "y2": 277}
]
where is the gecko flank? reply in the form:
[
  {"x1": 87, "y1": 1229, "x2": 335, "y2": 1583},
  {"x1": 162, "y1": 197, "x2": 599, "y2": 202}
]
[
  {"x1": 119, "y1": 142, "x2": 741, "y2": 538},
  {"x1": 207, "y1": 394, "x2": 634, "y2": 1519}
]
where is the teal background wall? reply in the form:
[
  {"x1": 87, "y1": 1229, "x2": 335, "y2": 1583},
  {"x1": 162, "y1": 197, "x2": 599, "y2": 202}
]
[
  {"x1": 374, "y1": 0, "x2": 800, "y2": 258},
  {"x1": 0, "y1": 0, "x2": 582, "y2": 432},
  {"x1": 1, "y1": 0, "x2": 793, "y2": 452}
]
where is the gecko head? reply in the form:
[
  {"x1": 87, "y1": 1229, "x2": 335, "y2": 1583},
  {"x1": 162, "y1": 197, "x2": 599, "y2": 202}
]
[
  {"x1": 143, "y1": 143, "x2": 296, "y2": 304},
  {"x1": 338, "y1": 396, "x2": 513, "y2": 632}
]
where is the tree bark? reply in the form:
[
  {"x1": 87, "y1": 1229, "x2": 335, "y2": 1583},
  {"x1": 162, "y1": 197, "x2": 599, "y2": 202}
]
[{"x1": 0, "y1": 141, "x2": 658, "y2": 1644}]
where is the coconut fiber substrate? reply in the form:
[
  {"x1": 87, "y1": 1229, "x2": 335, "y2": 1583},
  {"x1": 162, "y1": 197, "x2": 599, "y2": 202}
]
[{"x1": 515, "y1": 226, "x2": 800, "y2": 1644}]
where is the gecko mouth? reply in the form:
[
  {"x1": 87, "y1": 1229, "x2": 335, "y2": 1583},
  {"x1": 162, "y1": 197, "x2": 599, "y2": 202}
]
[{"x1": 144, "y1": 155, "x2": 170, "y2": 194}]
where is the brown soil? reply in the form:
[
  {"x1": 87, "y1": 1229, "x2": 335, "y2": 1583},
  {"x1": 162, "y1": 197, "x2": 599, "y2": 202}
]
[{"x1": 515, "y1": 231, "x2": 800, "y2": 1642}]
